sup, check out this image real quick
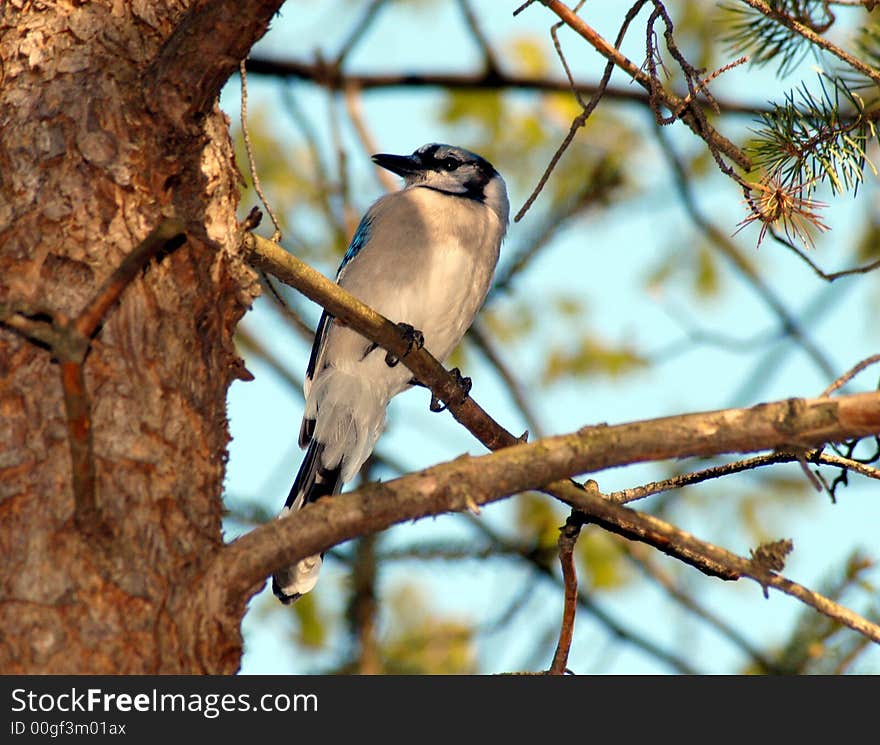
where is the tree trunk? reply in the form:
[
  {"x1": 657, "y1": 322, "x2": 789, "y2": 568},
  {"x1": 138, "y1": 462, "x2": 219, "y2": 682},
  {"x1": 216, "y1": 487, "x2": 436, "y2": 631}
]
[{"x1": 0, "y1": 0, "x2": 279, "y2": 673}]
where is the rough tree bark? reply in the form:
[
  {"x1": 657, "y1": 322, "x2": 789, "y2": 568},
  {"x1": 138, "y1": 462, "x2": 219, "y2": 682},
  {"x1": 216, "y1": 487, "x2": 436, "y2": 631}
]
[{"x1": 0, "y1": 1, "x2": 284, "y2": 673}]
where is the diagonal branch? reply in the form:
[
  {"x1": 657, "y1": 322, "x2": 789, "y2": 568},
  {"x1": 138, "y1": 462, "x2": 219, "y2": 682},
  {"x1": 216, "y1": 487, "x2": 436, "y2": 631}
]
[
  {"x1": 245, "y1": 233, "x2": 516, "y2": 450},
  {"x1": 532, "y1": 0, "x2": 751, "y2": 171},
  {"x1": 233, "y1": 234, "x2": 880, "y2": 643},
  {"x1": 739, "y1": 0, "x2": 880, "y2": 86}
]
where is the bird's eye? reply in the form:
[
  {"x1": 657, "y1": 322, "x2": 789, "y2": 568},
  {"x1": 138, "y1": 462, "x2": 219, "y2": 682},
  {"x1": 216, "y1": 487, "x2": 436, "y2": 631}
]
[{"x1": 441, "y1": 157, "x2": 459, "y2": 171}]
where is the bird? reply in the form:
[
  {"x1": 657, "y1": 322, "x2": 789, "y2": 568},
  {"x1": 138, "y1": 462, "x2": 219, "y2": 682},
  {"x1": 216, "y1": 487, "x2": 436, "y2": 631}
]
[{"x1": 271, "y1": 143, "x2": 509, "y2": 603}]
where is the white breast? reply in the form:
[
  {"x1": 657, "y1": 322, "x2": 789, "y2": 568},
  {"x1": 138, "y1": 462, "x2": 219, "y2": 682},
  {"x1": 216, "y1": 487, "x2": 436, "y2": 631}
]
[{"x1": 327, "y1": 187, "x2": 502, "y2": 385}]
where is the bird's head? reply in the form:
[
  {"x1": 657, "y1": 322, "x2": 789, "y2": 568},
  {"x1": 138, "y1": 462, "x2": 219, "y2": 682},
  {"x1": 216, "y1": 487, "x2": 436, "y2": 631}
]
[{"x1": 372, "y1": 143, "x2": 508, "y2": 224}]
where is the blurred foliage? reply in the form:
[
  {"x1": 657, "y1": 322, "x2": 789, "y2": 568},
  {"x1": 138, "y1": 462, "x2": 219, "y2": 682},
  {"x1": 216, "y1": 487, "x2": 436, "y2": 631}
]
[
  {"x1": 515, "y1": 492, "x2": 564, "y2": 551},
  {"x1": 646, "y1": 242, "x2": 724, "y2": 299},
  {"x1": 543, "y1": 335, "x2": 649, "y2": 383},
  {"x1": 378, "y1": 585, "x2": 477, "y2": 674},
  {"x1": 515, "y1": 494, "x2": 633, "y2": 590},
  {"x1": 291, "y1": 592, "x2": 328, "y2": 649},
  {"x1": 576, "y1": 530, "x2": 633, "y2": 591}
]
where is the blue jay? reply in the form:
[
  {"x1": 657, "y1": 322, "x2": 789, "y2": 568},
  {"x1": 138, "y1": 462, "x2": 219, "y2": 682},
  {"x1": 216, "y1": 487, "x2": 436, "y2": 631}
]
[{"x1": 272, "y1": 143, "x2": 509, "y2": 603}]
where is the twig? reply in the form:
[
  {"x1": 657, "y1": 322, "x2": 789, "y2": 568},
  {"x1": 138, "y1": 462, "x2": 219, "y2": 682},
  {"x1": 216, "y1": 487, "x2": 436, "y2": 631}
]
[
  {"x1": 739, "y1": 0, "x2": 880, "y2": 87},
  {"x1": 349, "y1": 531, "x2": 381, "y2": 674},
  {"x1": 468, "y1": 322, "x2": 545, "y2": 438},
  {"x1": 608, "y1": 448, "x2": 880, "y2": 505},
  {"x1": 549, "y1": 510, "x2": 585, "y2": 674},
  {"x1": 334, "y1": 0, "x2": 390, "y2": 67},
  {"x1": 515, "y1": 1, "x2": 642, "y2": 221},
  {"x1": 235, "y1": 325, "x2": 303, "y2": 393},
  {"x1": 654, "y1": 125, "x2": 836, "y2": 383},
  {"x1": 0, "y1": 220, "x2": 186, "y2": 538},
  {"x1": 493, "y1": 169, "x2": 614, "y2": 295},
  {"x1": 327, "y1": 88, "x2": 358, "y2": 236},
  {"x1": 822, "y1": 354, "x2": 880, "y2": 397},
  {"x1": 623, "y1": 542, "x2": 784, "y2": 674},
  {"x1": 467, "y1": 517, "x2": 700, "y2": 673},
  {"x1": 239, "y1": 59, "x2": 282, "y2": 242},
  {"x1": 278, "y1": 86, "x2": 347, "y2": 251},
  {"x1": 534, "y1": 0, "x2": 751, "y2": 170},
  {"x1": 245, "y1": 233, "x2": 514, "y2": 449},
  {"x1": 68, "y1": 220, "x2": 186, "y2": 534},
  {"x1": 770, "y1": 227, "x2": 880, "y2": 280}
]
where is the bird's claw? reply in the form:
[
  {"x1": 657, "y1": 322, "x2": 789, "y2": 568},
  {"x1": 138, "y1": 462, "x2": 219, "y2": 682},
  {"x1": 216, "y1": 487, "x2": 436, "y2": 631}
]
[
  {"x1": 429, "y1": 368, "x2": 472, "y2": 413},
  {"x1": 385, "y1": 323, "x2": 425, "y2": 367}
]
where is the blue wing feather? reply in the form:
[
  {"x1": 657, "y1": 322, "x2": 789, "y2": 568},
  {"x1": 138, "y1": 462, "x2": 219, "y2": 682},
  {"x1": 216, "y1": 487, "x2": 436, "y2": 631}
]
[{"x1": 340, "y1": 213, "x2": 373, "y2": 271}]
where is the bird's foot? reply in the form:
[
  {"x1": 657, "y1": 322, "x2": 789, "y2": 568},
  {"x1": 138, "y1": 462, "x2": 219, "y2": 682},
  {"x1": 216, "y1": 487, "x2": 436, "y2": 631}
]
[
  {"x1": 429, "y1": 368, "x2": 472, "y2": 412},
  {"x1": 385, "y1": 323, "x2": 425, "y2": 367}
]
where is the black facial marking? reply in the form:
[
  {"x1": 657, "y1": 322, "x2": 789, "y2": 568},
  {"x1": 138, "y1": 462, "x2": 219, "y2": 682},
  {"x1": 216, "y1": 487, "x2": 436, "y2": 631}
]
[
  {"x1": 413, "y1": 144, "x2": 499, "y2": 202},
  {"x1": 462, "y1": 168, "x2": 491, "y2": 201}
]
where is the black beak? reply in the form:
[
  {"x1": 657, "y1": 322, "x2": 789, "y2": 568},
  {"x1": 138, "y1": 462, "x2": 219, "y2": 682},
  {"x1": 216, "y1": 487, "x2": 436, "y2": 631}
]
[{"x1": 371, "y1": 152, "x2": 420, "y2": 177}]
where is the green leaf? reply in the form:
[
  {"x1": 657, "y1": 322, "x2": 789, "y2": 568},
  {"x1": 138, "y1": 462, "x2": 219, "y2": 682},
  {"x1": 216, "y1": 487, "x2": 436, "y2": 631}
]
[
  {"x1": 543, "y1": 336, "x2": 649, "y2": 384},
  {"x1": 576, "y1": 531, "x2": 632, "y2": 590}
]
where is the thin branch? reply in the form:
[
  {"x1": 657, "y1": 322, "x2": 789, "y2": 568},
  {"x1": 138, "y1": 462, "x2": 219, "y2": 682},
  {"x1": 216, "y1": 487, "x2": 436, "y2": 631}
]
[
  {"x1": 334, "y1": 0, "x2": 390, "y2": 67},
  {"x1": 468, "y1": 322, "x2": 545, "y2": 438},
  {"x1": 822, "y1": 353, "x2": 880, "y2": 396},
  {"x1": 739, "y1": 0, "x2": 880, "y2": 86},
  {"x1": 549, "y1": 510, "x2": 585, "y2": 674},
  {"x1": 492, "y1": 169, "x2": 614, "y2": 295},
  {"x1": 244, "y1": 57, "x2": 771, "y2": 117},
  {"x1": 69, "y1": 220, "x2": 187, "y2": 534},
  {"x1": 74, "y1": 220, "x2": 187, "y2": 341},
  {"x1": 239, "y1": 60, "x2": 282, "y2": 242},
  {"x1": 456, "y1": 0, "x2": 503, "y2": 74},
  {"x1": 343, "y1": 85, "x2": 397, "y2": 193},
  {"x1": 654, "y1": 125, "x2": 837, "y2": 382},
  {"x1": 770, "y1": 227, "x2": 880, "y2": 280},
  {"x1": 0, "y1": 220, "x2": 186, "y2": 538},
  {"x1": 467, "y1": 517, "x2": 700, "y2": 673},
  {"x1": 608, "y1": 448, "x2": 880, "y2": 504},
  {"x1": 515, "y1": 1, "x2": 642, "y2": 221},
  {"x1": 623, "y1": 542, "x2": 784, "y2": 674},
  {"x1": 235, "y1": 325, "x2": 303, "y2": 394},
  {"x1": 245, "y1": 233, "x2": 515, "y2": 450},
  {"x1": 533, "y1": 0, "x2": 751, "y2": 171},
  {"x1": 278, "y1": 86, "x2": 348, "y2": 251}
]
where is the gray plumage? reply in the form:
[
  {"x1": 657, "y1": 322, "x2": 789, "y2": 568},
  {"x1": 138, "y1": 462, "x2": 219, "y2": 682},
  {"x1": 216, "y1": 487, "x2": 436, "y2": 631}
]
[{"x1": 272, "y1": 143, "x2": 509, "y2": 603}]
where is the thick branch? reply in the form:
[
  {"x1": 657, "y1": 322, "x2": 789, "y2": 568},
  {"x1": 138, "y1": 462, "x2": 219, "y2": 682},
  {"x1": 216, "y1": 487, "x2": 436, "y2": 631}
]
[
  {"x1": 145, "y1": 0, "x2": 286, "y2": 123},
  {"x1": 211, "y1": 369, "x2": 880, "y2": 641}
]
